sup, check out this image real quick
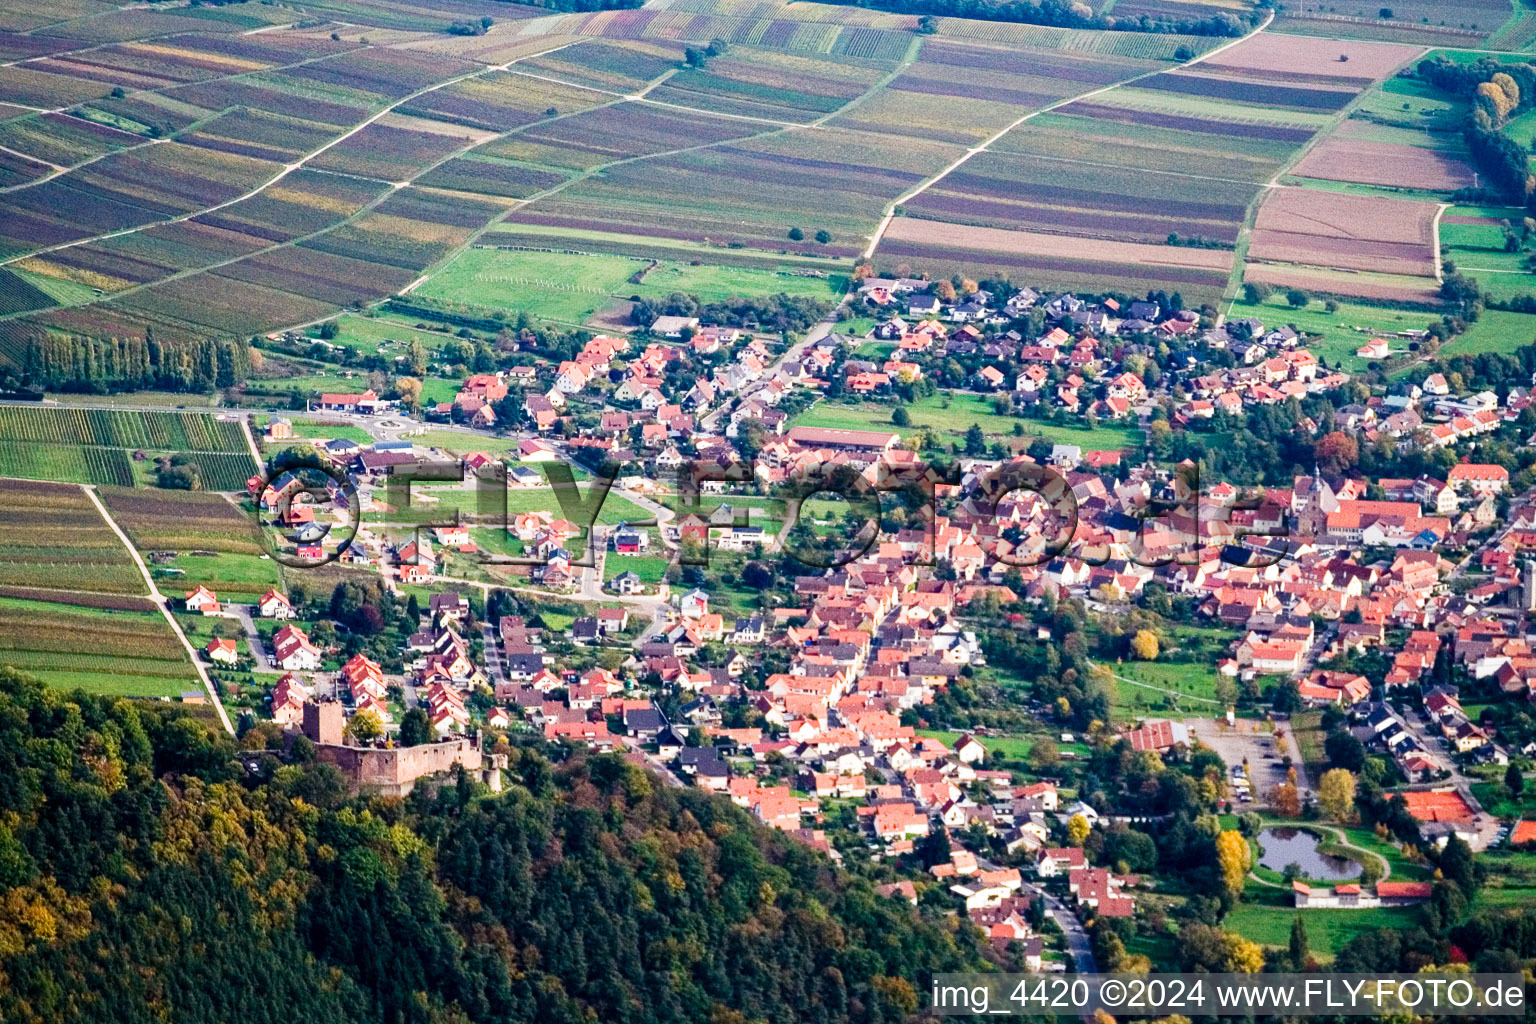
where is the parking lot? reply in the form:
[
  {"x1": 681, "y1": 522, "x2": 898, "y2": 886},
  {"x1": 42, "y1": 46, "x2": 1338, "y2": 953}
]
[{"x1": 1186, "y1": 718, "x2": 1293, "y2": 804}]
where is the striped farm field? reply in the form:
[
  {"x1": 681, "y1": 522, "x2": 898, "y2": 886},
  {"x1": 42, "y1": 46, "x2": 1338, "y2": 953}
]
[
  {"x1": 0, "y1": 441, "x2": 133, "y2": 487},
  {"x1": 930, "y1": 19, "x2": 1220, "y2": 58},
  {"x1": 0, "y1": 407, "x2": 255, "y2": 490},
  {"x1": 876, "y1": 216, "x2": 1232, "y2": 308},
  {"x1": 0, "y1": 595, "x2": 196, "y2": 697},
  {"x1": 100, "y1": 486, "x2": 267, "y2": 556},
  {"x1": 0, "y1": 478, "x2": 146, "y2": 596},
  {"x1": 0, "y1": 407, "x2": 248, "y2": 452}
]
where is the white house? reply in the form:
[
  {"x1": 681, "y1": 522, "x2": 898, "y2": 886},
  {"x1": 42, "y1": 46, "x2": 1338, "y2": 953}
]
[
  {"x1": 257, "y1": 589, "x2": 293, "y2": 619},
  {"x1": 679, "y1": 588, "x2": 709, "y2": 620},
  {"x1": 205, "y1": 638, "x2": 238, "y2": 666},
  {"x1": 184, "y1": 585, "x2": 220, "y2": 614},
  {"x1": 273, "y1": 624, "x2": 321, "y2": 672}
]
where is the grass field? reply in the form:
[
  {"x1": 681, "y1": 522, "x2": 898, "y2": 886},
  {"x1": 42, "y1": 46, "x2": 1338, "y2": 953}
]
[
  {"x1": 1473, "y1": 850, "x2": 1536, "y2": 911},
  {"x1": 1350, "y1": 77, "x2": 1465, "y2": 133},
  {"x1": 1437, "y1": 308, "x2": 1536, "y2": 357},
  {"x1": 413, "y1": 249, "x2": 649, "y2": 324},
  {"x1": 1438, "y1": 204, "x2": 1536, "y2": 316},
  {"x1": 259, "y1": 373, "x2": 459, "y2": 406},
  {"x1": 255, "y1": 415, "x2": 374, "y2": 444},
  {"x1": 1109, "y1": 660, "x2": 1223, "y2": 713},
  {"x1": 792, "y1": 394, "x2": 1141, "y2": 450},
  {"x1": 915, "y1": 729, "x2": 1037, "y2": 760},
  {"x1": 1227, "y1": 883, "x2": 1420, "y2": 959},
  {"x1": 627, "y1": 263, "x2": 848, "y2": 304},
  {"x1": 154, "y1": 552, "x2": 283, "y2": 600},
  {"x1": 603, "y1": 552, "x2": 672, "y2": 586},
  {"x1": 298, "y1": 313, "x2": 465, "y2": 358},
  {"x1": 482, "y1": 224, "x2": 855, "y2": 271},
  {"x1": 411, "y1": 248, "x2": 849, "y2": 325}
]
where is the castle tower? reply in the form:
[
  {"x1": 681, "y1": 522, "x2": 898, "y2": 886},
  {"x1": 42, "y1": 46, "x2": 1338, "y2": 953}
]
[{"x1": 303, "y1": 700, "x2": 344, "y2": 746}]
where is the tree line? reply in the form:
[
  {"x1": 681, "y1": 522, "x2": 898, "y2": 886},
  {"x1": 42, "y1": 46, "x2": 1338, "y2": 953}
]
[
  {"x1": 826, "y1": 0, "x2": 1260, "y2": 35},
  {"x1": 15, "y1": 329, "x2": 250, "y2": 393},
  {"x1": 629, "y1": 291, "x2": 833, "y2": 333}
]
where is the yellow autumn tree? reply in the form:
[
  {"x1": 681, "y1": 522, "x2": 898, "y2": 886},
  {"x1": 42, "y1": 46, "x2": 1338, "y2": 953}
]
[
  {"x1": 1270, "y1": 765, "x2": 1301, "y2": 817},
  {"x1": 1318, "y1": 768, "x2": 1357, "y2": 822},
  {"x1": 1215, "y1": 829, "x2": 1251, "y2": 898},
  {"x1": 1494, "y1": 71, "x2": 1520, "y2": 110},
  {"x1": 1478, "y1": 79, "x2": 1517, "y2": 124},
  {"x1": 872, "y1": 976, "x2": 918, "y2": 1016},
  {"x1": 1067, "y1": 813, "x2": 1091, "y2": 846},
  {"x1": 395, "y1": 376, "x2": 423, "y2": 409},
  {"x1": 347, "y1": 707, "x2": 384, "y2": 743},
  {"x1": 1130, "y1": 630, "x2": 1159, "y2": 660},
  {"x1": 1223, "y1": 931, "x2": 1265, "y2": 973}
]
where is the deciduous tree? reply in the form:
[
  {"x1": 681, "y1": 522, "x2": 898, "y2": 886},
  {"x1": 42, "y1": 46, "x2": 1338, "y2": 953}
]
[
  {"x1": 346, "y1": 707, "x2": 384, "y2": 743},
  {"x1": 1067, "y1": 813, "x2": 1091, "y2": 847},
  {"x1": 1318, "y1": 768, "x2": 1356, "y2": 822},
  {"x1": 1215, "y1": 829, "x2": 1251, "y2": 898},
  {"x1": 1130, "y1": 629, "x2": 1159, "y2": 660},
  {"x1": 1224, "y1": 932, "x2": 1265, "y2": 973}
]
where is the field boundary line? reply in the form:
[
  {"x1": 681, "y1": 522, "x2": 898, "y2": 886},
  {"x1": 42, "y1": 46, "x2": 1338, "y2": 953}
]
[
  {"x1": 506, "y1": 68, "x2": 628, "y2": 99},
  {"x1": 0, "y1": 42, "x2": 612, "y2": 325},
  {"x1": 0, "y1": 35, "x2": 415, "y2": 198},
  {"x1": 81, "y1": 484, "x2": 234, "y2": 734},
  {"x1": 807, "y1": 33, "x2": 923, "y2": 129},
  {"x1": 1, "y1": 7, "x2": 322, "y2": 72},
  {"x1": 859, "y1": 7, "x2": 1276, "y2": 260},
  {"x1": 391, "y1": 33, "x2": 935, "y2": 296},
  {"x1": 280, "y1": 37, "x2": 931, "y2": 335},
  {"x1": 1007, "y1": 150, "x2": 1273, "y2": 188},
  {"x1": 0, "y1": 141, "x2": 60, "y2": 172}
]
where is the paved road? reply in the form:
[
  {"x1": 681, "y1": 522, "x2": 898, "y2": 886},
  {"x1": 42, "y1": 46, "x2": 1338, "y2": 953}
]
[
  {"x1": 217, "y1": 604, "x2": 282, "y2": 675},
  {"x1": 1020, "y1": 882, "x2": 1095, "y2": 974},
  {"x1": 481, "y1": 621, "x2": 507, "y2": 685}
]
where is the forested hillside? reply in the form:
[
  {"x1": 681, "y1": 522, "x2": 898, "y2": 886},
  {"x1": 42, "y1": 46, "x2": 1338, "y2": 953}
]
[{"x1": 0, "y1": 669, "x2": 980, "y2": 1024}]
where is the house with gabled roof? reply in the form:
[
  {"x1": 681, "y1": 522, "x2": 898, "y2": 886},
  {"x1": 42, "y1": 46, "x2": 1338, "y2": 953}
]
[{"x1": 184, "y1": 585, "x2": 220, "y2": 615}]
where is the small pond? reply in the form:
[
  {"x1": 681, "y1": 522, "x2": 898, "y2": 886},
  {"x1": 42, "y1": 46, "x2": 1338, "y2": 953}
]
[{"x1": 1256, "y1": 827, "x2": 1361, "y2": 880}]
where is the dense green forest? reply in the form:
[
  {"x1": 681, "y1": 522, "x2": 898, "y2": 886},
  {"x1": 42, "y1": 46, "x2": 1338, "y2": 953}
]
[{"x1": 0, "y1": 669, "x2": 983, "y2": 1024}]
